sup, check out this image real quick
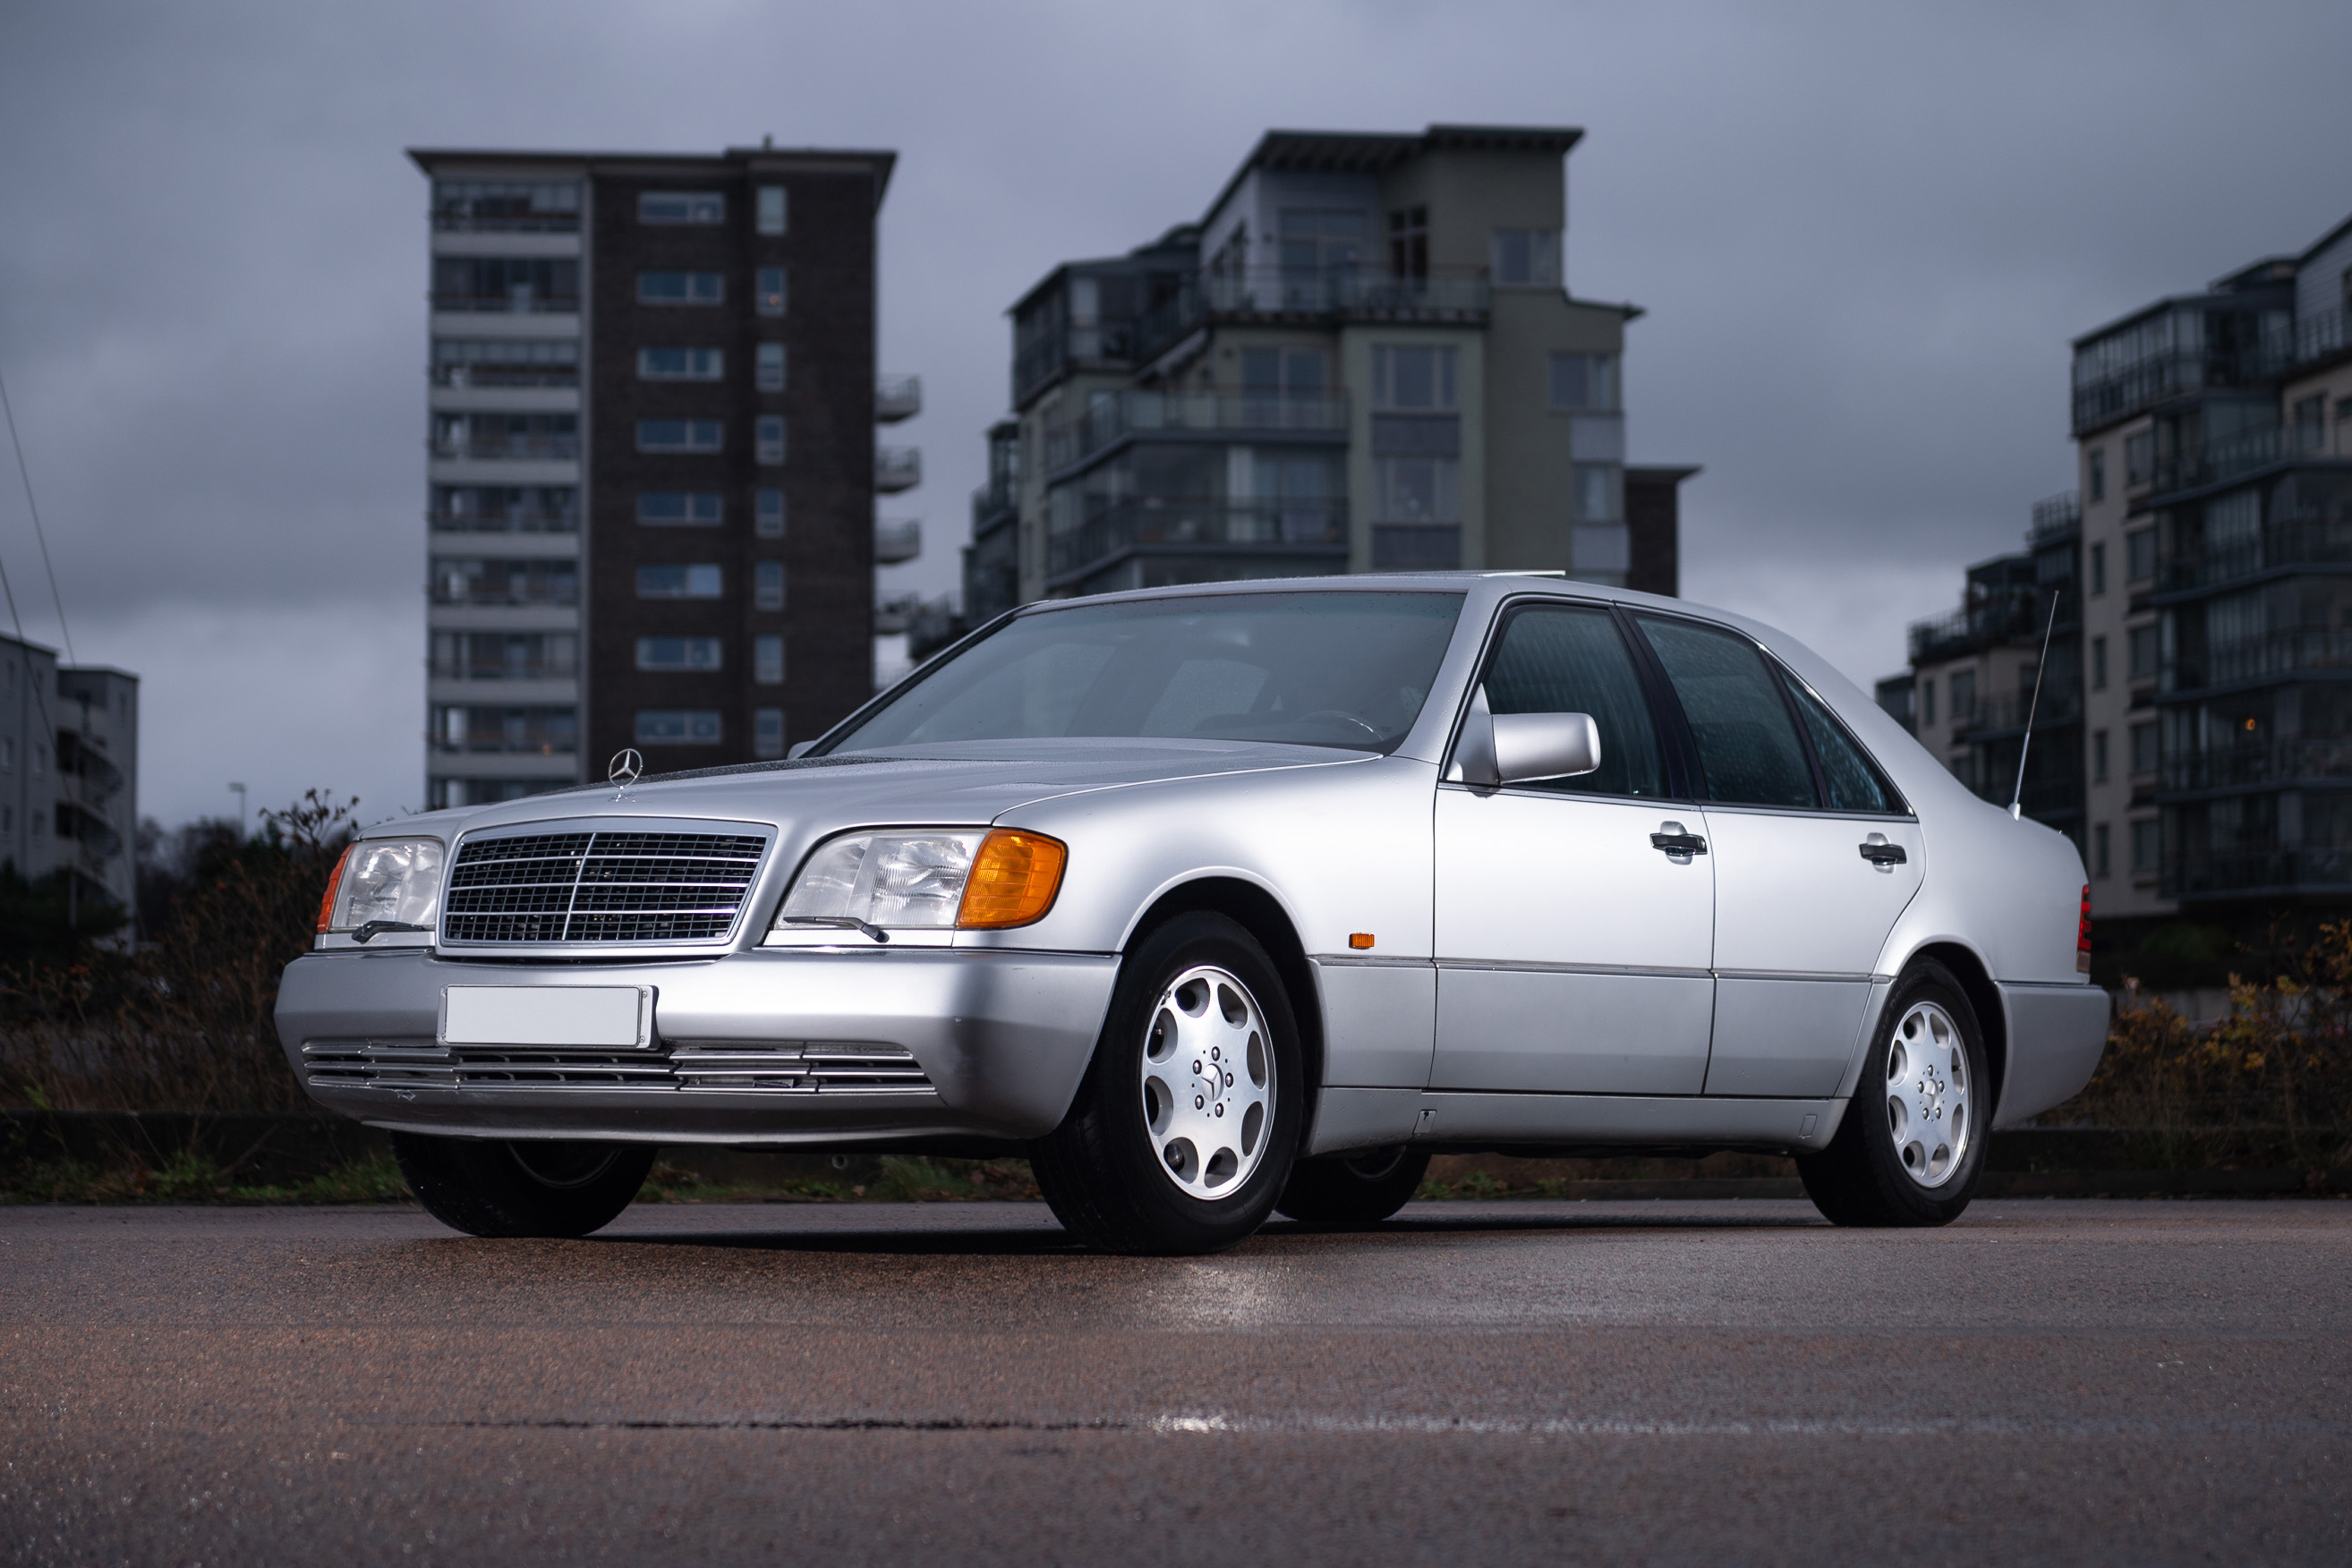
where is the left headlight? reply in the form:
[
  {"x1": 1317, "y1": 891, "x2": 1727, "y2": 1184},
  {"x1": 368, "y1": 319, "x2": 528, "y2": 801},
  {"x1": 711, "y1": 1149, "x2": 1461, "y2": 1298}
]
[
  {"x1": 320, "y1": 838, "x2": 447, "y2": 933},
  {"x1": 775, "y1": 827, "x2": 1067, "y2": 933}
]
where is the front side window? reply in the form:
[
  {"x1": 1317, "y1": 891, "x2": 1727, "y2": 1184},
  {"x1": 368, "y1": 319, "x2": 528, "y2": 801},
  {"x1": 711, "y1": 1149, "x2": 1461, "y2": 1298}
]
[
  {"x1": 756, "y1": 185, "x2": 788, "y2": 235},
  {"x1": 637, "y1": 492, "x2": 722, "y2": 526},
  {"x1": 1548, "y1": 353, "x2": 1618, "y2": 411},
  {"x1": 636, "y1": 709, "x2": 722, "y2": 746},
  {"x1": 635, "y1": 636, "x2": 723, "y2": 671},
  {"x1": 1636, "y1": 616, "x2": 1817, "y2": 809},
  {"x1": 639, "y1": 191, "x2": 724, "y2": 225},
  {"x1": 638, "y1": 347, "x2": 723, "y2": 381},
  {"x1": 637, "y1": 419, "x2": 724, "y2": 453},
  {"x1": 637, "y1": 270, "x2": 725, "y2": 305},
  {"x1": 637, "y1": 564, "x2": 722, "y2": 599},
  {"x1": 825, "y1": 591, "x2": 1465, "y2": 755},
  {"x1": 1480, "y1": 604, "x2": 1665, "y2": 798}
]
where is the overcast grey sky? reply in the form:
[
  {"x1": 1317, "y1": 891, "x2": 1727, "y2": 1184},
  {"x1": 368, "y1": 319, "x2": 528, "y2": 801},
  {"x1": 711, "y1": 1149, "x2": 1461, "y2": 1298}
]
[{"x1": 1, "y1": 0, "x2": 2347, "y2": 830}]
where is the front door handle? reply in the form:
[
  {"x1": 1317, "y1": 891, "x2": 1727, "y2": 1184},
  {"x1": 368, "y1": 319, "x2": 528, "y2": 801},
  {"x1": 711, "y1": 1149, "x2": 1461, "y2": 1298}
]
[
  {"x1": 1650, "y1": 821, "x2": 1708, "y2": 857},
  {"x1": 1859, "y1": 833, "x2": 1908, "y2": 868}
]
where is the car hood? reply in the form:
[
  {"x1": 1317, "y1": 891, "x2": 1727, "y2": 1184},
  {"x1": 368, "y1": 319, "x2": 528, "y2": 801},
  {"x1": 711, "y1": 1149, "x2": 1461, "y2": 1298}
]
[{"x1": 421, "y1": 738, "x2": 1374, "y2": 839}]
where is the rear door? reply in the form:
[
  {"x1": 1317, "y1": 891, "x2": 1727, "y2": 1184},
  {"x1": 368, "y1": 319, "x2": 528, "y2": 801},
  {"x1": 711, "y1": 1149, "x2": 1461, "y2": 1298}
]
[
  {"x1": 1431, "y1": 600, "x2": 1715, "y2": 1095},
  {"x1": 1630, "y1": 614, "x2": 1923, "y2": 1098}
]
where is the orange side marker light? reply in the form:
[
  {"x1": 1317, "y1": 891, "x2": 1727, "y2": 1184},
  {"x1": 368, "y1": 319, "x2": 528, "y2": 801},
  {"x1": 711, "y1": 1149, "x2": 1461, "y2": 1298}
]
[{"x1": 1349, "y1": 933, "x2": 1376, "y2": 950}]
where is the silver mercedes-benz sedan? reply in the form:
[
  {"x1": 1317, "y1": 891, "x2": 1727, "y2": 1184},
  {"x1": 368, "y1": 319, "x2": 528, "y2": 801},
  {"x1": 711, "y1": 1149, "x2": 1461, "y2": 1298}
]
[{"x1": 277, "y1": 574, "x2": 2107, "y2": 1253}]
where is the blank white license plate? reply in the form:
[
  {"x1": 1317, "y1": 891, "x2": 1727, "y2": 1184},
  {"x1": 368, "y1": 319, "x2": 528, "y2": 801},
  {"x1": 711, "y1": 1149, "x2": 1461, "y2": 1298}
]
[{"x1": 439, "y1": 985, "x2": 652, "y2": 1048}]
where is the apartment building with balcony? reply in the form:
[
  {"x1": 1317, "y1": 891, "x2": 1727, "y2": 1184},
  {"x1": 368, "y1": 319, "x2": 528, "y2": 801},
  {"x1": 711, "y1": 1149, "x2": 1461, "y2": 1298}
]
[
  {"x1": 2069, "y1": 211, "x2": 2352, "y2": 913},
  {"x1": 983, "y1": 125, "x2": 1693, "y2": 608},
  {"x1": 0, "y1": 634, "x2": 138, "y2": 914},
  {"x1": 411, "y1": 143, "x2": 916, "y2": 806},
  {"x1": 1897, "y1": 498, "x2": 2086, "y2": 854}
]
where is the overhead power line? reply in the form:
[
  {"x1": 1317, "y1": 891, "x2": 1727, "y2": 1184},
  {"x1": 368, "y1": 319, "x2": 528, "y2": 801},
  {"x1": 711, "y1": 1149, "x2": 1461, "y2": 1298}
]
[{"x1": 0, "y1": 359, "x2": 73, "y2": 665}]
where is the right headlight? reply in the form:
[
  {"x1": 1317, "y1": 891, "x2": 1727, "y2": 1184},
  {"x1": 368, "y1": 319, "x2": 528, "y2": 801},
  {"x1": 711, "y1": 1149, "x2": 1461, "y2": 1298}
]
[
  {"x1": 319, "y1": 837, "x2": 447, "y2": 933},
  {"x1": 775, "y1": 827, "x2": 1066, "y2": 933}
]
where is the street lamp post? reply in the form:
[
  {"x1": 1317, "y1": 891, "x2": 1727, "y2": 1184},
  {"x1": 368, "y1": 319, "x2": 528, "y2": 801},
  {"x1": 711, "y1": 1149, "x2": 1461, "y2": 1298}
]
[{"x1": 228, "y1": 781, "x2": 247, "y2": 841}]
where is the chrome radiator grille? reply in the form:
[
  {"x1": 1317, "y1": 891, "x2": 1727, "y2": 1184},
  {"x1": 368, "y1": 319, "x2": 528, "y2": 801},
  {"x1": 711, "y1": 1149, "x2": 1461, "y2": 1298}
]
[
  {"x1": 442, "y1": 829, "x2": 767, "y2": 944},
  {"x1": 302, "y1": 1040, "x2": 933, "y2": 1095}
]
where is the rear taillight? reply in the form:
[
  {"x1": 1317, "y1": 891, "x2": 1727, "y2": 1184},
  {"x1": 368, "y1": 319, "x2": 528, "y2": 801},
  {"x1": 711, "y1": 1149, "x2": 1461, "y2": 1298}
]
[{"x1": 2077, "y1": 883, "x2": 2092, "y2": 973}]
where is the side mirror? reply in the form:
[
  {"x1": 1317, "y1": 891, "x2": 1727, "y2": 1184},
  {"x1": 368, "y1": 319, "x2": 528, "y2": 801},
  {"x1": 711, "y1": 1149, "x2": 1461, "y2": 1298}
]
[{"x1": 1447, "y1": 686, "x2": 1603, "y2": 788}]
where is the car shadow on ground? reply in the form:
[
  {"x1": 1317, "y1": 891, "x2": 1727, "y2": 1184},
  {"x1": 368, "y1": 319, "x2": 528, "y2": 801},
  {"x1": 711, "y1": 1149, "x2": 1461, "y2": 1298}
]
[{"x1": 587, "y1": 1206, "x2": 1828, "y2": 1257}]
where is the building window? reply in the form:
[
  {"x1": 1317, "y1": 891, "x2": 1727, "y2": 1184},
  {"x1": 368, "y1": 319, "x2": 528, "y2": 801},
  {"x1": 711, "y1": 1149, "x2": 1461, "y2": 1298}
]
[
  {"x1": 637, "y1": 492, "x2": 722, "y2": 526},
  {"x1": 754, "y1": 708, "x2": 786, "y2": 759},
  {"x1": 432, "y1": 337, "x2": 580, "y2": 388},
  {"x1": 1572, "y1": 463, "x2": 1621, "y2": 523},
  {"x1": 637, "y1": 419, "x2": 724, "y2": 453},
  {"x1": 1386, "y1": 206, "x2": 1427, "y2": 277},
  {"x1": 2293, "y1": 394, "x2": 2327, "y2": 453},
  {"x1": 754, "y1": 635, "x2": 785, "y2": 685},
  {"x1": 755, "y1": 267, "x2": 787, "y2": 317},
  {"x1": 637, "y1": 270, "x2": 724, "y2": 305},
  {"x1": 755, "y1": 416, "x2": 787, "y2": 464},
  {"x1": 0, "y1": 737, "x2": 12, "y2": 770},
  {"x1": 2094, "y1": 822, "x2": 2111, "y2": 877},
  {"x1": 2126, "y1": 528, "x2": 2155, "y2": 583},
  {"x1": 1920, "y1": 678, "x2": 1936, "y2": 728},
  {"x1": 2087, "y1": 447, "x2": 2106, "y2": 503},
  {"x1": 755, "y1": 343, "x2": 787, "y2": 393},
  {"x1": 2089, "y1": 541, "x2": 2107, "y2": 595},
  {"x1": 430, "y1": 256, "x2": 579, "y2": 312},
  {"x1": 1370, "y1": 524, "x2": 1462, "y2": 570},
  {"x1": 637, "y1": 347, "x2": 723, "y2": 381},
  {"x1": 2125, "y1": 430, "x2": 2153, "y2": 488},
  {"x1": 1949, "y1": 669, "x2": 1976, "y2": 723},
  {"x1": 2130, "y1": 818, "x2": 2159, "y2": 875},
  {"x1": 1374, "y1": 457, "x2": 1458, "y2": 524},
  {"x1": 1372, "y1": 345, "x2": 1458, "y2": 411},
  {"x1": 2127, "y1": 625, "x2": 2159, "y2": 682},
  {"x1": 2130, "y1": 721, "x2": 2159, "y2": 776},
  {"x1": 754, "y1": 560, "x2": 786, "y2": 611},
  {"x1": 635, "y1": 636, "x2": 723, "y2": 671},
  {"x1": 636, "y1": 564, "x2": 723, "y2": 599},
  {"x1": 1548, "y1": 353, "x2": 1619, "y2": 412},
  {"x1": 1, "y1": 806, "x2": 10, "y2": 833},
  {"x1": 635, "y1": 709, "x2": 722, "y2": 746},
  {"x1": 638, "y1": 191, "x2": 724, "y2": 225},
  {"x1": 755, "y1": 490, "x2": 786, "y2": 538},
  {"x1": 2091, "y1": 635, "x2": 2108, "y2": 689},
  {"x1": 756, "y1": 185, "x2": 788, "y2": 235},
  {"x1": 2092, "y1": 729, "x2": 2109, "y2": 783},
  {"x1": 1490, "y1": 228, "x2": 1561, "y2": 287}
]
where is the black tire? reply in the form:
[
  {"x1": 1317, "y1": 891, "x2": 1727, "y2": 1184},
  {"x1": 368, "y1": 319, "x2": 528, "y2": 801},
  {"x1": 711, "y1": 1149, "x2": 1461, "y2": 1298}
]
[
  {"x1": 391, "y1": 1133, "x2": 654, "y2": 1239},
  {"x1": 1797, "y1": 959, "x2": 1989, "y2": 1228},
  {"x1": 1030, "y1": 912, "x2": 1303, "y2": 1255},
  {"x1": 1275, "y1": 1146, "x2": 1431, "y2": 1223}
]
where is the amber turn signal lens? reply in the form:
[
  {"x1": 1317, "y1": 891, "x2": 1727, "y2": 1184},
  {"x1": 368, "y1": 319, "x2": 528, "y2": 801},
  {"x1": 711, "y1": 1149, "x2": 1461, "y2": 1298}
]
[
  {"x1": 955, "y1": 830, "x2": 1068, "y2": 929},
  {"x1": 316, "y1": 843, "x2": 354, "y2": 933},
  {"x1": 1349, "y1": 933, "x2": 1376, "y2": 950}
]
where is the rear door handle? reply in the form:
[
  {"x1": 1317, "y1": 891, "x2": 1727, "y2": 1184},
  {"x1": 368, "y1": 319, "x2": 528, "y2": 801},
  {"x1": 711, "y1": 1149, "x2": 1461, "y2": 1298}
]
[
  {"x1": 1650, "y1": 821, "x2": 1708, "y2": 857},
  {"x1": 1859, "y1": 833, "x2": 1907, "y2": 867}
]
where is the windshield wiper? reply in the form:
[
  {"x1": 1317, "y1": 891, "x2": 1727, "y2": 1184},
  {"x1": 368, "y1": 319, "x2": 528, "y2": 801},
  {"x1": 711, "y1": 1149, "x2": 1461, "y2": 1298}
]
[{"x1": 776, "y1": 916, "x2": 891, "y2": 944}]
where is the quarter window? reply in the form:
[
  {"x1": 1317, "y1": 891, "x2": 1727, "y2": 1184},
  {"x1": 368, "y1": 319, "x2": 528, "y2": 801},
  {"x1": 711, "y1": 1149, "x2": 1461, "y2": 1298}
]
[
  {"x1": 1786, "y1": 679, "x2": 1896, "y2": 814},
  {"x1": 1479, "y1": 604, "x2": 1665, "y2": 798},
  {"x1": 1636, "y1": 616, "x2": 1818, "y2": 809}
]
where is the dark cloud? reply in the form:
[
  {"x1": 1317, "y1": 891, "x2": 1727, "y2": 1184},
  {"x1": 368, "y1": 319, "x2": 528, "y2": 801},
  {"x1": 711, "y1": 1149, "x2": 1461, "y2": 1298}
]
[{"x1": 1, "y1": 0, "x2": 2346, "y2": 823}]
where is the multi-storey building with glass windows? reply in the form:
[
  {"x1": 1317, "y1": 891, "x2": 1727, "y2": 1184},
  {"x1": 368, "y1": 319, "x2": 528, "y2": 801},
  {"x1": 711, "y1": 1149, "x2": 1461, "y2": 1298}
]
[
  {"x1": 0, "y1": 634, "x2": 138, "y2": 915},
  {"x1": 969, "y1": 124, "x2": 1693, "y2": 617},
  {"x1": 411, "y1": 143, "x2": 916, "y2": 806},
  {"x1": 1888, "y1": 207, "x2": 2352, "y2": 930}
]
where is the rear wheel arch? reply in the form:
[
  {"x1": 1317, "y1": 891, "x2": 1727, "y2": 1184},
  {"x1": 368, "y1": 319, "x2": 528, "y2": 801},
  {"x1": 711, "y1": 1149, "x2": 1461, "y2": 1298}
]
[
  {"x1": 1122, "y1": 877, "x2": 1324, "y2": 1136},
  {"x1": 1903, "y1": 941, "x2": 2007, "y2": 1120}
]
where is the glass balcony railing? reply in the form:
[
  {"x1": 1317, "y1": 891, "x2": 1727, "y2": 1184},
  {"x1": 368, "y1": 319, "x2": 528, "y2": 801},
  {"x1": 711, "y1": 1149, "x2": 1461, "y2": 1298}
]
[
  {"x1": 2160, "y1": 521, "x2": 2352, "y2": 594},
  {"x1": 875, "y1": 518, "x2": 922, "y2": 565},
  {"x1": 876, "y1": 447, "x2": 922, "y2": 493},
  {"x1": 2164, "y1": 844, "x2": 2352, "y2": 899},
  {"x1": 2161, "y1": 738, "x2": 2352, "y2": 793},
  {"x1": 429, "y1": 659, "x2": 578, "y2": 682},
  {"x1": 1138, "y1": 267, "x2": 1489, "y2": 362},
  {"x1": 1049, "y1": 499, "x2": 1349, "y2": 583},
  {"x1": 1956, "y1": 687, "x2": 2084, "y2": 737},
  {"x1": 428, "y1": 435, "x2": 581, "y2": 462},
  {"x1": 430, "y1": 289, "x2": 580, "y2": 315},
  {"x1": 2165, "y1": 627, "x2": 2352, "y2": 691},
  {"x1": 428, "y1": 507, "x2": 579, "y2": 534},
  {"x1": 876, "y1": 375, "x2": 922, "y2": 423},
  {"x1": 1044, "y1": 390, "x2": 1350, "y2": 473}
]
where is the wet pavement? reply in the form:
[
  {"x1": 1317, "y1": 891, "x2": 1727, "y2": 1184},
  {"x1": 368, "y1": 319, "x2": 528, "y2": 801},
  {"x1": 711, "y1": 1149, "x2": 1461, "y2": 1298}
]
[{"x1": 1, "y1": 1197, "x2": 2346, "y2": 1564}]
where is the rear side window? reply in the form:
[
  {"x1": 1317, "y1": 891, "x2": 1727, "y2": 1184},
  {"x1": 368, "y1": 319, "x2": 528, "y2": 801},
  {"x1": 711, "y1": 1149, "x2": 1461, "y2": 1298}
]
[
  {"x1": 1788, "y1": 679, "x2": 1898, "y2": 814},
  {"x1": 1636, "y1": 616, "x2": 1816, "y2": 808},
  {"x1": 1482, "y1": 604, "x2": 1666, "y2": 797}
]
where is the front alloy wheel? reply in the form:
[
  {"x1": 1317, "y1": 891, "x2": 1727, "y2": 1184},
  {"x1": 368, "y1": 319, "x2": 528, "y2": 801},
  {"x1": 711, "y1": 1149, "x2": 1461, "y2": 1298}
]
[{"x1": 1031, "y1": 912, "x2": 1302, "y2": 1255}]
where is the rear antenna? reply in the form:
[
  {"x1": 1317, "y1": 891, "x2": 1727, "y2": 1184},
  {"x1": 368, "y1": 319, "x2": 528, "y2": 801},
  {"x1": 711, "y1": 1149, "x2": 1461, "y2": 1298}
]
[{"x1": 2009, "y1": 590, "x2": 2061, "y2": 820}]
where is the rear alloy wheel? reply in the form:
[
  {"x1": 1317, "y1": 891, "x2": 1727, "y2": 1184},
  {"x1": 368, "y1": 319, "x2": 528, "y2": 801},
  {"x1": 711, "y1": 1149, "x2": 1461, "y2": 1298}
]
[
  {"x1": 1275, "y1": 1144, "x2": 1431, "y2": 1224},
  {"x1": 392, "y1": 1133, "x2": 654, "y2": 1239},
  {"x1": 1797, "y1": 959, "x2": 1989, "y2": 1227},
  {"x1": 1031, "y1": 912, "x2": 1302, "y2": 1255}
]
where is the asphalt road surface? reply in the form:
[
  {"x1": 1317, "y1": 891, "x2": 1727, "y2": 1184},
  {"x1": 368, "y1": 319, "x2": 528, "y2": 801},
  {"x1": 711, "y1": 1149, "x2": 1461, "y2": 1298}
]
[{"x1": 2, "y1": 1197, "x2": 2346, "y2": 1566}]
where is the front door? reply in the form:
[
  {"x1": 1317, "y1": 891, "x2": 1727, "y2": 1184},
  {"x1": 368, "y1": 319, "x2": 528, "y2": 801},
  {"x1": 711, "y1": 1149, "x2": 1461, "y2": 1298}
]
[
  {"x1": 1433, "y1": 601, "x2": 1715, "y2": 1095},
  {"x1": 1630, "y1": 614, "x2": 1924, "y2": 1097}
]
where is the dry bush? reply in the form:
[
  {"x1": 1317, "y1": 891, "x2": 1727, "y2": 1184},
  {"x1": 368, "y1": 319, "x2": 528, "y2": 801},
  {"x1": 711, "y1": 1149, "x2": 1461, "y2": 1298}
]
[{"x1": 0, "y1": 793, "x2": 353, "y2": 1114}]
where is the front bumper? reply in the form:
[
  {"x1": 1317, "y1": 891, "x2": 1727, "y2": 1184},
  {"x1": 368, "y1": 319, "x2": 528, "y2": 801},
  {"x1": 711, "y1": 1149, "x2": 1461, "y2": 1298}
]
[{"x1": 274, "y1": 947, "x2": 1120, "y2": 1146}]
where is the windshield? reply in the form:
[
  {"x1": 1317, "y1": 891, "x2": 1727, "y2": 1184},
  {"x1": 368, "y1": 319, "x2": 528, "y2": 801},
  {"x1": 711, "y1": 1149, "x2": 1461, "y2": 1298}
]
[{"x1": 824, "y1": 591, "x2": 1465, "y2": 754}]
